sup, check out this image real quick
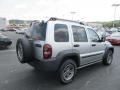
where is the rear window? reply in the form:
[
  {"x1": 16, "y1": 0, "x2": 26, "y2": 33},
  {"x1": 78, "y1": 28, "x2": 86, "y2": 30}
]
[{"x1": 29, "y1": 22, "x2": 47, "y2": 40}]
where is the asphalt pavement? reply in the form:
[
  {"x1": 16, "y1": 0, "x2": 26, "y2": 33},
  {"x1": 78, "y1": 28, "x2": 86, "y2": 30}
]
[{"x1": 0, "y1": 31, "x2": 120, "y2": 90}]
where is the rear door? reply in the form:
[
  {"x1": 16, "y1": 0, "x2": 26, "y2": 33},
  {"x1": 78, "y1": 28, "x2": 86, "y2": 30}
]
[
  {"x1": 51, "y1": 22, "x2": 73, "y2": 57},
  {"x1": 71, "y1": 25, "x2": 92, "y2": 65}
]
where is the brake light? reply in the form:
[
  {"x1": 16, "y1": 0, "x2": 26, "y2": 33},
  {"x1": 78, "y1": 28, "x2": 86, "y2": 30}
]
[{"x1": 43, "y1": 44, "x2": 52, "y2": 59}]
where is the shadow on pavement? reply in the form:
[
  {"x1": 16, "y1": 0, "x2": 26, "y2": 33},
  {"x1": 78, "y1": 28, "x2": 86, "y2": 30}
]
[{"x1": 0, "y1": 62, "x2": 112, "y2": 90}]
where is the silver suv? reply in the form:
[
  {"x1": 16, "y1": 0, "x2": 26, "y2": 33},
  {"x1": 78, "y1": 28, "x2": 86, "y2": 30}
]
[{"x1": 16, "y1": 17, "x2": 114, "y2": 84}]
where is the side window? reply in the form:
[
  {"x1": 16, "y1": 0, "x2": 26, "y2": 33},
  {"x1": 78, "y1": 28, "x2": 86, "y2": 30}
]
[
  {"x1": 72, "y1": 25, "x2": 88, "y2": 42},
  {"x1": 87, "y1": 28, "x2": 100, "y2": 42},
  {"x1": 54, "y1": 24, "x2": 69, "y2": 42}
]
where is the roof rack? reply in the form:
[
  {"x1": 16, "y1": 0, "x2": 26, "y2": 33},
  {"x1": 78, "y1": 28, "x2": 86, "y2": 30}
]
[{"x1": 48, "y1": 17, "x2": 85, "y2": 25}]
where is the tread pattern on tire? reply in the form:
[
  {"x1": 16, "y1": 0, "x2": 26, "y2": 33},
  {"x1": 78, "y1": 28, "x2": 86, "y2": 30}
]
[
  {"x1": 103, "y1": 50, "x2": 113, "y2": 65},
  {"x1": 59, "y1": 59, "x2": 77, "y2": 84},
  {"x1": 16, "y1": 38, "x2": 33, "y2": 63}
]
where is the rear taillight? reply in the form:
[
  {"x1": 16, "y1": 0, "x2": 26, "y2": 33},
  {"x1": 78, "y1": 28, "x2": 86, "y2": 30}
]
[{"x1": 43, "y1": 44, "x2": 52, "y2": 59}]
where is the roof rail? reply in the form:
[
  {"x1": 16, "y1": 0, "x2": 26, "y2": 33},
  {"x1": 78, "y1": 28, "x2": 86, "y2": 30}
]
[{"x1": 48, "y1": 17, "x2": 85, "y2": 25}]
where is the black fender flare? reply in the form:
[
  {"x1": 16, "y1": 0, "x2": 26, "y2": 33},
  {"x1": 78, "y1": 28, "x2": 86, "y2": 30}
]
[
  {"x1": 103, "y1": 46, "x2": 114, "y2": 59},
  {"x1": 56, "y1": 49, "x2": 80, "y2": 69}
]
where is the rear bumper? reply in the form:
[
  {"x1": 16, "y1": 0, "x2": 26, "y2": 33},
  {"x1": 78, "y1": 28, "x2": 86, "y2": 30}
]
[{"x1": 28, "y1": 58, "x2": 60, "y2": 71}]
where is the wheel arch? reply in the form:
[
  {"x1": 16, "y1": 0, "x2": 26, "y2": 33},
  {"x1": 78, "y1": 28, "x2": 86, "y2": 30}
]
[
  {"x1": 109, "y1": 47, "x2": 114, "y2": 53},
  {"x1": 103, "y1": 46, "x2": 114, "y2": 59},
  {"x1": 61, "y1": 54, "x2": 80, "y2": 67},
  {"x1": 56, "y1": 49, "x2": 80, "y2": 70}
]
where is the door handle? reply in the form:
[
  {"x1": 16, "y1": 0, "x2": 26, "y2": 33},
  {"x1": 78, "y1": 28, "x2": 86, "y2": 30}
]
[
  {"x1": 91, "y1": 44, "x2": 96, "y2": 47},
  {"x1": 73, "y1": 44, "x2": 80, "y2": 47}
]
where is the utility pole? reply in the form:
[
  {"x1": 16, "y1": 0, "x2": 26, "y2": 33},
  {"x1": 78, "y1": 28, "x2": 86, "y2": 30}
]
[
  {"x1": 70, "y1": 11, "x2": 76, "y2": 20},
  {"x1": 112, "y1": 4, "x2": 120, "y2": 28}
]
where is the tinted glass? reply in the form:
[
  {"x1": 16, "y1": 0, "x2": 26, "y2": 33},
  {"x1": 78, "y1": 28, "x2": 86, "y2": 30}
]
[
  {"x1": 54, "y1": 24, "x2": 69, "y2": 42},
  {"x1": 88, "y1": 28, "x2": 100, "y2": 42},
  {"x1": 72, "y1": 25, "x2": 87, "y2": 42},
  {"x1": 28, "y1": 22, "x2": 47, "y2": 40}
]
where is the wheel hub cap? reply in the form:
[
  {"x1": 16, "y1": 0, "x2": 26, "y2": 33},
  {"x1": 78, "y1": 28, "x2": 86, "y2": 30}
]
[{"x1": 63, "y1": 64, "x2": 74, "y2": 81}]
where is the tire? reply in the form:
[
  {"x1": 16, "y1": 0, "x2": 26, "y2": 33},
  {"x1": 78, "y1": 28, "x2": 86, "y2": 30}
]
[
  {"x1": 59, "y1": 59, "x2": 77, "y2": 84},
  {"x1": 16, "y1": 38, "x2": 33, "y2": 63},
  {"x1": 103, "y1": 50, "x2": 113, "y2": 65}
]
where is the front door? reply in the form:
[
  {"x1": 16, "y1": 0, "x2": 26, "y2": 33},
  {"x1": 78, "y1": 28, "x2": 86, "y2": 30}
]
[{"x1": 86, "y1": 28, "x2": 106, "y2": 62}]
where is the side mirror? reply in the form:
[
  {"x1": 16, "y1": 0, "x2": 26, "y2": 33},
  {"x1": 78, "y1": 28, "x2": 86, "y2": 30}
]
[{"x1": 99, "y1": 36, "x2": 106, "y2": 42}]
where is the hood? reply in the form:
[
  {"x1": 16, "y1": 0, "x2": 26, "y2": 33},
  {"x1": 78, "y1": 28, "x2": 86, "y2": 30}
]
[{"x1": 106, "y1": 36, "x2": 120, "y2": 40}]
